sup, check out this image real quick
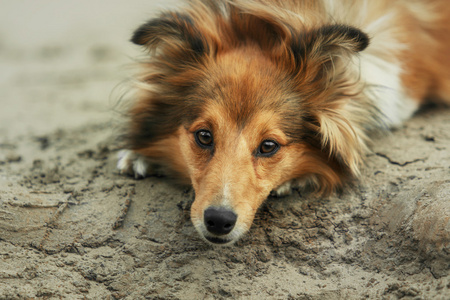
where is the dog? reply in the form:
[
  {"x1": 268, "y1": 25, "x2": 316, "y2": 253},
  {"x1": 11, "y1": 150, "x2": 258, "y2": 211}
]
[{"x1": 117, "y1": 0, "x2": 450, "y2": 245}]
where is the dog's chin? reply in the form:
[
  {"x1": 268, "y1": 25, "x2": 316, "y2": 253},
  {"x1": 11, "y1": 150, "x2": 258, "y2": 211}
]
[
  {"x1": 193, "y1": 222, "x2": 248, "y2": 246},
  {"x1": 204, "y1": 235, "x2": 235, "y2": 245}
]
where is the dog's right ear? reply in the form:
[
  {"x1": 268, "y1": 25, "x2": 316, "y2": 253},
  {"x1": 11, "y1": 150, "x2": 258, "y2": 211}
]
[{"x1": 131, "y1": 12, "x2": 208, "y2": 57}]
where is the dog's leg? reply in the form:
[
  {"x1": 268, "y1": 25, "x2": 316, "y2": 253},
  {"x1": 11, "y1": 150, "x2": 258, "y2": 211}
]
[
  {"x1": 271, "y1": 178, "x2": 313, "y2": 197},
  {"x1": 117, "y1": 150, "x2": 150, "y2": 178},
  {"x1": 271, "y1": 180, "x2": 294, "y2": 197}
]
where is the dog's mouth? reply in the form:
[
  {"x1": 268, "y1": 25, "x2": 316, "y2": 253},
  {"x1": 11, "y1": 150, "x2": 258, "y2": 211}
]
[
  {"x1": 204, "y1": 235, "x2": 233, "y2": 245},
  {"x1": 197, "y1": 227, "x2": 239, "y2": 246}
]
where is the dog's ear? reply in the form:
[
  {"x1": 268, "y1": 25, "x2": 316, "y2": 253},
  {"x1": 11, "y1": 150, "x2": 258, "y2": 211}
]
[
  {"x1": 316, "y1": 24, "x2": 369, "y2": 53},
  {"x1": 131, "y1": 12, "x2": 208, "y2": 57},
  {"x1": 289, "y1": 24, "x2": 369, "y2": 75},
  {"x1": 293, "y1": 24, "x2": 369, "y2": 59}
]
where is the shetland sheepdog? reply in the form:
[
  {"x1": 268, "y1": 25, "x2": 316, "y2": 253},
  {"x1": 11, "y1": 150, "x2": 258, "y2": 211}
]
[{"x1": 117, "y1": 0, "x2": 450, "y2": 245}]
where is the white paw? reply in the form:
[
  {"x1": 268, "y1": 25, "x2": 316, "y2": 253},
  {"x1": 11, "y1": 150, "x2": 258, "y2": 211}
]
[
  {"x1": 271, "y1": 181, "x2": 293, "y2": 197},
  {"x1": 117, "y1": 150, "x2": 150, "y2": 178}
]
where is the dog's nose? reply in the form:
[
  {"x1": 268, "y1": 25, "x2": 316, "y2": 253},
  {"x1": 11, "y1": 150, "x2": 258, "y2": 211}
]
[{"x1": 204, "y1": 207, "x2": 237, "y2": 236}]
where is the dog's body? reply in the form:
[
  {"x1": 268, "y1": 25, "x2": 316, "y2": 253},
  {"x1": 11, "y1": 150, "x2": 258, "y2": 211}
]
[{"x1": 118, "y1": 0, "x2": 450, "y2": 245}]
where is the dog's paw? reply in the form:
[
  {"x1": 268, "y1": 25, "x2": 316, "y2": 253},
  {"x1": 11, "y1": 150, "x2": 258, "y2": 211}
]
[
  {"x1": 271, "y1": 181, "x2": 293, "y2": 197},
  {"x1": 117, "y1": 150, "x2": 150, "y2": 178}
]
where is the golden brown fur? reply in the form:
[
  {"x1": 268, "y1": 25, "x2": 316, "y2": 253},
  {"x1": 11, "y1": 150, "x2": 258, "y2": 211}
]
[{"x1": 119, "y1": 0, "x2": 450, "y2": 245}]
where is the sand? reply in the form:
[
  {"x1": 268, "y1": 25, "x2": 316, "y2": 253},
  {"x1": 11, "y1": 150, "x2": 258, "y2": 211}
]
[{"x1": 0, "y1": 1, "x2": 449, "y2": 299}]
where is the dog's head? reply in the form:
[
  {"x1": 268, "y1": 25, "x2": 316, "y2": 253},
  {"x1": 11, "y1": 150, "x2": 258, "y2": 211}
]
[{"x1": 127, "y1": 2, "x2": 369, "y2": 245}]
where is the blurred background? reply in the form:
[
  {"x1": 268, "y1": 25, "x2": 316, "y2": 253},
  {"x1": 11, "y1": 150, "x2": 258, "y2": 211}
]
[{"x1": 0, "y1": 0, "x2": 181, "y2": 140}]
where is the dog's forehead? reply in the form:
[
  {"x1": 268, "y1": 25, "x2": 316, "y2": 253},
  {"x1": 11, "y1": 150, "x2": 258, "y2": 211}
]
[
  {"x1": 203, "y1": 48, "x2": 285, "y2": 95},
  {"x1": 198, "y1": 50, "x2": 295, "y2": 117}
]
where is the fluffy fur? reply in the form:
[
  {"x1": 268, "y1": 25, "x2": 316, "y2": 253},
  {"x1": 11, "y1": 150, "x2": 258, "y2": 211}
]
[{"x1": 118, "y1": 0, "x2": 450, "y2": 245}]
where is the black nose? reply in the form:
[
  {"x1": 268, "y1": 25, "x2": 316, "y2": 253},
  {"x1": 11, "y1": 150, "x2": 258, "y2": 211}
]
[{"x1": 204, "y1": 207, "x2": 237, "y2": 236}]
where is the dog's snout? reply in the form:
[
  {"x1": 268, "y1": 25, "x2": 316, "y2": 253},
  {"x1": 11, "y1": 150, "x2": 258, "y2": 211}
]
[{"x1": 204, "y1": 207, "x2": 237, "y2": 236}]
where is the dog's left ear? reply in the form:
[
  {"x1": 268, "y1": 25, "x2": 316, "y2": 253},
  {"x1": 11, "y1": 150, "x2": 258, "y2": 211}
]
[
  {"x1": 315, "y1": 24, "x2": 369, "y2": 53},
  {"x1": 291, "y1": 24, "x2": 369, "y2": 67}
]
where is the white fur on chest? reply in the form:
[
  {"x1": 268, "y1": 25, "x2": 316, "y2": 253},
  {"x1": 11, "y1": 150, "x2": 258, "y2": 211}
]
[{"x1": 359, "y1": 53, "x2": 419, "y2": 130}]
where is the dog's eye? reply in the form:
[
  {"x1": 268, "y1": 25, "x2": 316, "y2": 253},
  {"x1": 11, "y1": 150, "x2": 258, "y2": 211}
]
[
  {"x1": 258, "y1": 140, "x2": 280, "y2": 157},
  {"x1": 195, "y1": 130, "x2": 213, "y2": 148}
]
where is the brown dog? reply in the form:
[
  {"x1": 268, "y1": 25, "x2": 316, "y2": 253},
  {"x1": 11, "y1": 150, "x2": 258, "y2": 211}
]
[{"x1": 118, "y1": 0, "x2": 450, "y2": 245}]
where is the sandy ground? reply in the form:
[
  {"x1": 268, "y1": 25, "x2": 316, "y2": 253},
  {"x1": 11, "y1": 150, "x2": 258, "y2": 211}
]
[{"x1": 1, "y1": 1, "x2": 449, "y2": 299}]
